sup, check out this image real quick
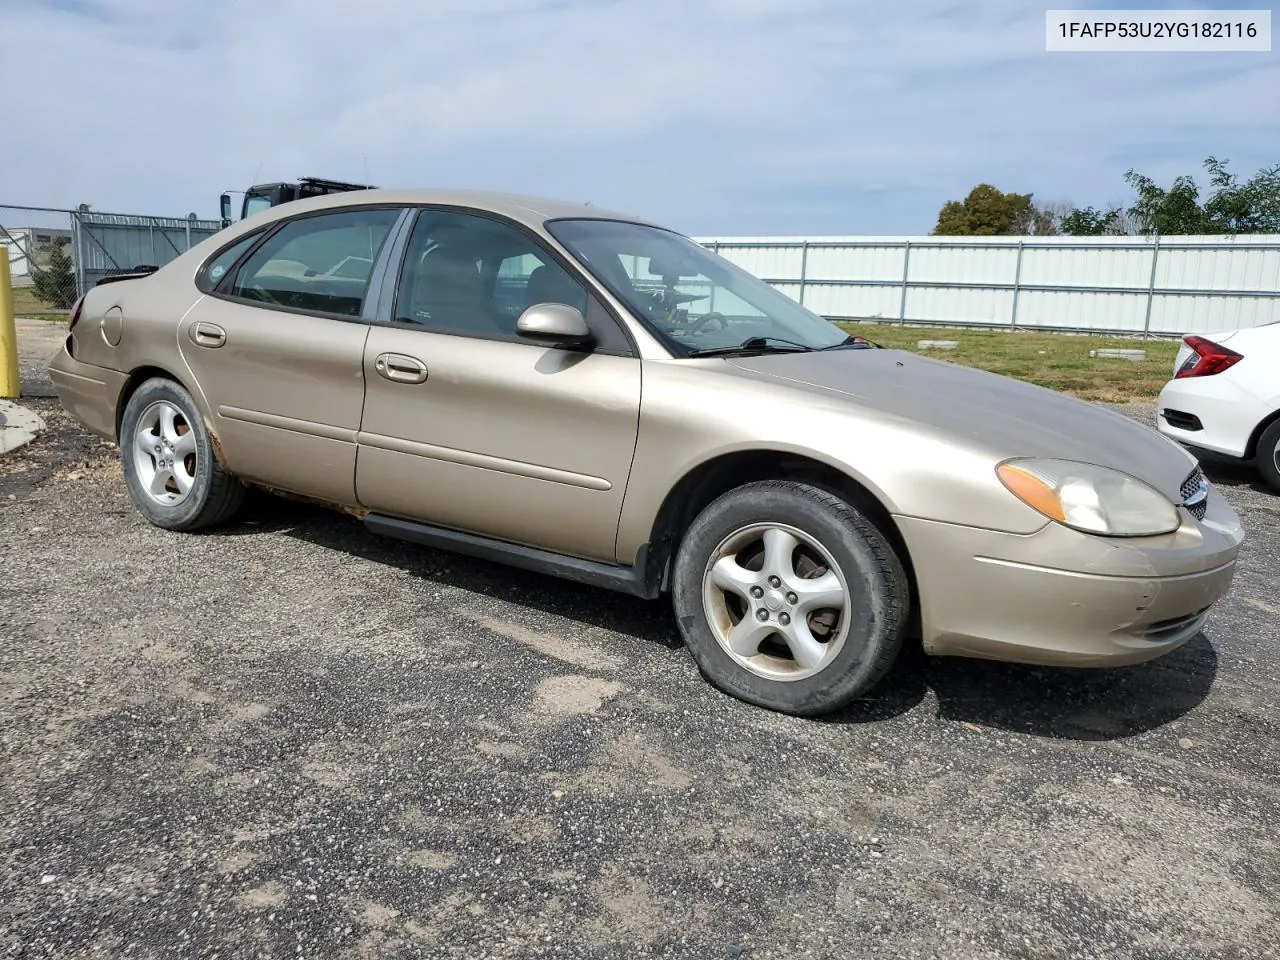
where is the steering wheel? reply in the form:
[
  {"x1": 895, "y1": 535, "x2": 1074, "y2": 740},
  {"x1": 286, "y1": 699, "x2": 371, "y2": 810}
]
[
  {"x1": 248, "y1": 284, "x2": 284, "y2": 306},
  {"x1": 685, "y1": 311, "x2": 727, "y2": 336}
]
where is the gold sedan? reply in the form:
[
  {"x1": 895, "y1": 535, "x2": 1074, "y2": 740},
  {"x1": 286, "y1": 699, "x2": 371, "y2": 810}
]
[{"x1": 49, "y1": 189, "x2": 1245, "y2": 715}]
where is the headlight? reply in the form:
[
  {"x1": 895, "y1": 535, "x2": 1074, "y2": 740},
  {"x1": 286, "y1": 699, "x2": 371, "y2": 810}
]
[{"x1": 996, "y1": 458, "x2": 1181, "y2": 537}]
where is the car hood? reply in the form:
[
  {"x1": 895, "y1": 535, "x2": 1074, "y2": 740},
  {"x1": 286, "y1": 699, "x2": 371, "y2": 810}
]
[{"x1": 726, "y1": 348, "x2": 1200, "y2": 501}]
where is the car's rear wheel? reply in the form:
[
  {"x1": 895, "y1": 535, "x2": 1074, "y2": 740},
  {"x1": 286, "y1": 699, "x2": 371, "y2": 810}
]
[
  {"x1": 671, "y1": 480, "x2": 909, "y2": 716},
  {"x1": 1256, "y1": 418, "x2": 1280, "y2": 493},
  {"x1": 119, "y1": 377, "x2": 245, "y2": 531}
]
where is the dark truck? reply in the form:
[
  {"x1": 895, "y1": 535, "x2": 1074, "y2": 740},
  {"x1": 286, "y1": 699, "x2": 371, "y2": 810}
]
[{"x1": 219, "y1": 176, "x2": 376, "y2": 228}]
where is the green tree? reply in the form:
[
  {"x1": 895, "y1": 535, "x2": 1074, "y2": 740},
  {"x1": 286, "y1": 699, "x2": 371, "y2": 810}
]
[
  {"x1": 932, "y1": 184, "x2": 1037, "y2": 235},
  {"x1": 1123, "y1": 169, "x2": 1206, "y2": 235},
  {"x1": 32, "y1": 238, "x2": 78, "y2": 309},
  {"x1": 1059, "y1": 206, "x2": 1124, "y2": 236},
  {"x1": 1201, "y1": 156, "x2": 1280, "y2": 233},
  {"x1": 1123, "y1": 157, "x2": 1280, "y2": 235}
]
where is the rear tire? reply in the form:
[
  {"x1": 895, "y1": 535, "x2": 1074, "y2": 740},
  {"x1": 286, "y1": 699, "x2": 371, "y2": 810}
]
[
  {"x1": 119, "y1": 377, "x2": 245, "y2": 531},
  {"x1": 671, "y1": 480, "x2": 909, "y2": 716},
  {"x1": 1256, "y1": 419, "x2": 1280, "y2": 494}
]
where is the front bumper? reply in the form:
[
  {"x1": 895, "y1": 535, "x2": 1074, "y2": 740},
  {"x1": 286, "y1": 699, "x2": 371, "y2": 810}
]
[
  {"x1": 896, "y1": 490, "x2": 1244, "y2": 667},
  {"x1": 47, "y1": 336, "x2": 127, "y2": 443}
]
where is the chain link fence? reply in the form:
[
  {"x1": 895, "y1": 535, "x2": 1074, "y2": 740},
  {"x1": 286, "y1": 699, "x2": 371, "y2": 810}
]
[
  {"x1": 1, "y1": 206, "x2": 77, "y2": 316},
  {"x1": 1, "y1": 204, "x2": 223, "y2": 317}
]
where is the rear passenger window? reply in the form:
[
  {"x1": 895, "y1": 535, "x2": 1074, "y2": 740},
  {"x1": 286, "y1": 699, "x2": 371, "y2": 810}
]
[
  {"x1": 203, "y1": 232, "x2": 262, "y2": 290},
  {"x1": 229, "y1": 209, "x2": 399, "y2": 317}
]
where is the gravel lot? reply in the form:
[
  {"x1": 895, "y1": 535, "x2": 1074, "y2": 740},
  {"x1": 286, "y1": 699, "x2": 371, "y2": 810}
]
[{"x1": 3, "y1": 322, "x2": 1279, "y2": 959}]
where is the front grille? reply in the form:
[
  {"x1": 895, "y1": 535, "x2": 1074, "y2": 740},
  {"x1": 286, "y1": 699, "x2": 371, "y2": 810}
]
[
  {"x1": 1180, "y1": 467, "x2": 1208, "y2": 520},
  {"x1": 1180, "y1": 468, "x2": 1203, "y2": 502}
]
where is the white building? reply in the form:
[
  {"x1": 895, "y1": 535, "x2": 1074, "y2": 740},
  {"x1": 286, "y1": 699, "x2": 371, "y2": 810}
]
[{"x1": 1, "y1": 227, "x2": 73, "y2": 282}]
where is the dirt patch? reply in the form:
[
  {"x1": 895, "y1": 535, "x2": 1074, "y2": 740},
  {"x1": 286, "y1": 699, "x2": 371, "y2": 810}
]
[
  {"x1": 239, "y1": 881, "x2": 287, "y2": 909},
  {"x1": 460, "y1": 611, "x2": 622, "y2": 671},
  {"x1": 355, "y1": 900, "x2": 402, "y2": 926},
  {"x1": 407, "y1": 850, "x2": 457, "y2": 870},
  {"x1": 565, "y1": 732, "x2": 694, "y2": 796},
  {"x1": 531, "y1": 675, "x2": 624, "y2": 718}
]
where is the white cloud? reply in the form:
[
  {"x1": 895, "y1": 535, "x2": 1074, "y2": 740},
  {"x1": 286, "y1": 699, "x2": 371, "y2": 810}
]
[{"x1": 0, "y1": 0, "x2": 1275, "y2": 233}]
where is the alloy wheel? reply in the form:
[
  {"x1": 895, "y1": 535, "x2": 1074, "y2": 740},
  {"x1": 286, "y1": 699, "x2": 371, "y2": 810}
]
[
  {"x1": 700, "y1": 522, "x2": 851, "y2": 682},
  {"x1": 131, "y1": 400, "x2": 198, "y2": 506}
]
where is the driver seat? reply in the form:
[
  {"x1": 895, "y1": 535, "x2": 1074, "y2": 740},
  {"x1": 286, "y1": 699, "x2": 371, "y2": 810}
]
[{"x1": 525, "y1": 264, "x2": 585, "y2": 311}]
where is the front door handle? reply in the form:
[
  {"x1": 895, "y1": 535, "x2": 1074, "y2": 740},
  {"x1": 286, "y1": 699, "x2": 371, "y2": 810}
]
[
  {"x1": 373, "y1": 353, "x2": 428, "y2": 384},
  {"x1": 189, "y1": 321, "x2": 226, "y2": 348}
]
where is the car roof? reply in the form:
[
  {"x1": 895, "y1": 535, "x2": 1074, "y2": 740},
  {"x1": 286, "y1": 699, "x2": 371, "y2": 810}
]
[{"x1": 253, "y1": 187, "x2": 664, "y2": 232}]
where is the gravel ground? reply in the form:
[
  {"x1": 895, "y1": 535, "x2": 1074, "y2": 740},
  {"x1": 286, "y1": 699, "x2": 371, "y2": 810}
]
[{"x1": 2, "y1": 327, "x2": 1279, "y2": 959}]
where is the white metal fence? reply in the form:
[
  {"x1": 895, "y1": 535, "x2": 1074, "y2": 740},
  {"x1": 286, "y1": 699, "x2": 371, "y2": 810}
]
[{"x1": 695, "y1": 234, "x2": 1280, "y2": 337}]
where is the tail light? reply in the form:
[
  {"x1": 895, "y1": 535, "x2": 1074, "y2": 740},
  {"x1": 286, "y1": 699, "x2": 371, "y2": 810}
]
[
  {"x1": 68, "y1": 294, "x2": 86, "y2": 332},
  {"x1": 1175, "y1": 335, "x2": 1243, "y2": 378}
]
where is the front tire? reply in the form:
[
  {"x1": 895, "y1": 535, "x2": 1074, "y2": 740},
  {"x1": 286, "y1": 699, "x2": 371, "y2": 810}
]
[
  {"x1": 671, "y1": 480, "x2": 910, "y2": 716},
  {"x1": 1256, "y1": 419, "x2": 1280, "y2": 494},
  {"x1": 119, "y1": 377, "x2": 245, "y2": 531}
]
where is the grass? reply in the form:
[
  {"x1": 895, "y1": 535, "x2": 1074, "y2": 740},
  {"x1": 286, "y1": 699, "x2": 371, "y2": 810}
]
[
  {"x1": 836, "y1": 321, "x2": 1180, "y2": 403},
  {"x1": 9, "y1": 285, "x2": 67, "y2": 322}
]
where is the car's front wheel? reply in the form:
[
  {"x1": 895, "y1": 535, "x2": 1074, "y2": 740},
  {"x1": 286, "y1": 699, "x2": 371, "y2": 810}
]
[
  {"x1": 671, "y1": 480, "x2": 910, "y2": 716},
  {"x1": 119, "y1": 377, "x2": 245, "y2": 531}
]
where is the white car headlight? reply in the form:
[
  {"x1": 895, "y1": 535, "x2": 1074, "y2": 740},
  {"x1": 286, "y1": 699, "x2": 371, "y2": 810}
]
[{"x1": 996, "y1": 458, "x2": 1182, "y2": 537}]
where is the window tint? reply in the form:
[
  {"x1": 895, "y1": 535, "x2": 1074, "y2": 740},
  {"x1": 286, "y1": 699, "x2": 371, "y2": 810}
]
[
  {"x1": 204, "y1": 232, "x2": 261, "y2": 288},
  {"x1": 393, "y1": 210, "x2": 588, "y2": 337},
  {"x1": 229, "y1": 209, "x2": 399, "y2": 317}
]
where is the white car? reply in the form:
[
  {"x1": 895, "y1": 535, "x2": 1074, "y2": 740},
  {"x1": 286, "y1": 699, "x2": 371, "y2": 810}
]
[{"x1": 1156, "y1": 322, "x2": 1280, "y2": 492}]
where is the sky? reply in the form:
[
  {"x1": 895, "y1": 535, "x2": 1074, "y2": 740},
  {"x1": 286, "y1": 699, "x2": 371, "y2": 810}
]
[{"x1": 0, "y1": 0, "x2": 1276, "y2": 236}]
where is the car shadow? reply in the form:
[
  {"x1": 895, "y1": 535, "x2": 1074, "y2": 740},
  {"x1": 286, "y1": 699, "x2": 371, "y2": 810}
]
[
  {"x1": 1196, "y1": 452, "x2": 1272, "y2": 494},
  {"x1": 219, "y1": 491, "x2": 681, "y2": 649},
  {"x1": 221, "y1": 491, "x2": 1218, "y2": 740},
  {"x1": 926, "y1": 634, "x2": 1215, "y2": 739}
]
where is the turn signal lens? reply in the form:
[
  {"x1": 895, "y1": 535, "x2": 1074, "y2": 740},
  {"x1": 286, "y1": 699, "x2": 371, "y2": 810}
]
[{"x1": 996, "y1": 464, "x2": 1066, "y2": 522}]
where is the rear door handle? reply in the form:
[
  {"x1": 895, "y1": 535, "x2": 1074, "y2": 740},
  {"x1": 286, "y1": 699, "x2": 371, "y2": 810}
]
[
  {"x1": 189, "y1": 321, "x2": 226, "y2": 348},
  {"x1": 374, "y1": 353, "x2": 428, "y2": 384}
]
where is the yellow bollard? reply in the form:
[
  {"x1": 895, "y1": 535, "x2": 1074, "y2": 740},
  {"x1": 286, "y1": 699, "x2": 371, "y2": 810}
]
[{"x1": 0, "y1": 249, "x2": 20, "y2": 399}]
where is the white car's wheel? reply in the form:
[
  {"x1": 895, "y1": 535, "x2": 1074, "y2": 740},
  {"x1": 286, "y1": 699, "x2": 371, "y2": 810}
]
[{"x1": 1256, "y1": 419, "x2": 1280, "y2": 493}]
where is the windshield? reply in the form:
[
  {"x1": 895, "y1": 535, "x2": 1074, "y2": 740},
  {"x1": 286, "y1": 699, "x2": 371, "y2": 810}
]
[
  {"x1": 243, "y1": 194, "x2": 274, "y2": 219},
  {"x1": 546, "y1": 219, "x2": 847, "y2": 355}
]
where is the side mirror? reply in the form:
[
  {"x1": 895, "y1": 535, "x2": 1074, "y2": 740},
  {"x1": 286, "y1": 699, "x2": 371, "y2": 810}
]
[
  {"x1": 515, "y1": 302, "x2": 593, "y2": 347},
  {"x1": 219, "y1": 193, "x2": 233, "y2": 228}
]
